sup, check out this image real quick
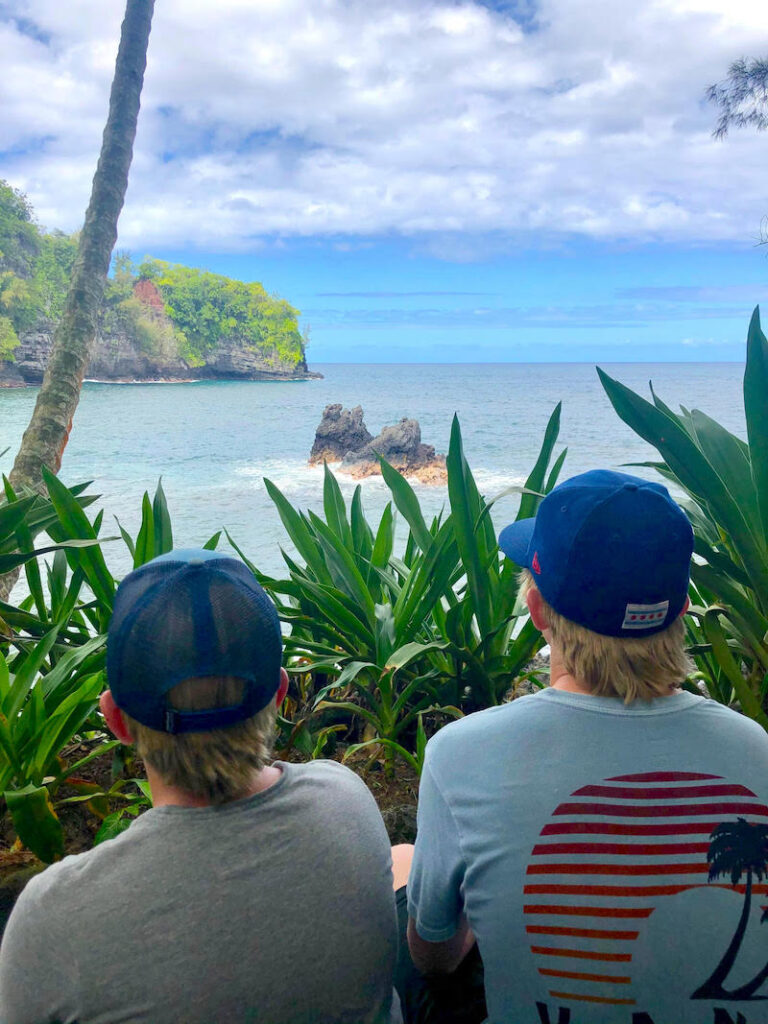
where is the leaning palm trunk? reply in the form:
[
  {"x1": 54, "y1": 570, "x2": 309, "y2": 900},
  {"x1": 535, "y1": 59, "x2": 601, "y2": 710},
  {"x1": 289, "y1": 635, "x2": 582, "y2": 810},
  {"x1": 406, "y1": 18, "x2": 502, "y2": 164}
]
[{"x1": 10, "y1": 0, "x2": 155, "y2": 493}]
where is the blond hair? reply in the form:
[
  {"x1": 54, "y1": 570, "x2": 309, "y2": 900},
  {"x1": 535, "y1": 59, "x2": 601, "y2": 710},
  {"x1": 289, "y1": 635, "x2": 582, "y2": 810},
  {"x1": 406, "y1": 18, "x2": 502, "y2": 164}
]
[
  {"x1": 123, "y1": 676, "x2": 277, "y2": 804},
  {"x1": 519, "y1": 571, "x2": 691, "y2": 702}
]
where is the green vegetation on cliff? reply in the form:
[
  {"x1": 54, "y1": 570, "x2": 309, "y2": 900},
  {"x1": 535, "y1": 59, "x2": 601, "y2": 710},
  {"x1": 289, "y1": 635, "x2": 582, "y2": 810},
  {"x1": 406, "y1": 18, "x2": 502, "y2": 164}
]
[{"x1": 0, "y1": 179, "x2": 306, "y2": 369}]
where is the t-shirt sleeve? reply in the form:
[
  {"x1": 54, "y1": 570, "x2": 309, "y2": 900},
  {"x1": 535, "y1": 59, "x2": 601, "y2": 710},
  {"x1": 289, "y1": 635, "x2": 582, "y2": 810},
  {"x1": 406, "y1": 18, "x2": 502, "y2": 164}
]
[
  {"x1": 0, "y1": 875, "x2": 75, "y2": 1024},
  {"x1": 406, "y1": 758, "x2": 466, "y2": 942}
]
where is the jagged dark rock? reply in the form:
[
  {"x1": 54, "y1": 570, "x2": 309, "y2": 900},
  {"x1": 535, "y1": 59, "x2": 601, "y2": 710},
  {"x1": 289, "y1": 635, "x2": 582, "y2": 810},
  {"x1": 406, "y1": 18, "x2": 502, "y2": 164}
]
[
  {"x1": 309, "y1": 406, "x2": 446, "y2": 484},
  {"x1": 309, "y1": 404, "x2": 373, "y2": 464}
]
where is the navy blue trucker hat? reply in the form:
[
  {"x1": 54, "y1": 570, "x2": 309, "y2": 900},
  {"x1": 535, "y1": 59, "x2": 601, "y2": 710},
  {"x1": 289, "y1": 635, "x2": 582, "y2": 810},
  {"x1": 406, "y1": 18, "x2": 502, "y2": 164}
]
[
  {"x1": 107, "y1": 549, "x2": 282, "y2": 733},
  {"x1": 498, "y1": 470, "x2": 694, "y2": 638}
]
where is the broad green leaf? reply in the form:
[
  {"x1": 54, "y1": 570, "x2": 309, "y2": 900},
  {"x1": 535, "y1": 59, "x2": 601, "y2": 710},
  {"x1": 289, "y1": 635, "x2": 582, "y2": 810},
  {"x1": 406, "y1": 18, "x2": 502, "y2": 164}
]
[
  {"x1": 518, "y1": 403, "x2": 562, "y2": 520},
  {"x1": 379, "y1": 457, "x2": 431, "y2": 551},
  {"x1": 0, "y1": 713, "x2": 21, "y2": 787},
  {"x1": 385, "y1": 640, "x2": 449, "y2": 673},
  {"x1": 307, "y1": 514, "x2": 376, "y2": 625},
  {"x1": 544, "y1": 447, "x2": 568, "y2": 494},
  {"x1": 0, "y1": 537, "x2": 115, "y2": 574},
  {"x1": 5, "y1": 783, "x2": 64, "y2": 863},
  {"x1": 5, "y1": 625, "x2": 60, "y2": 721},
  {"x1": 323, "y1": 464, "x2": 353, "y2": 548},
  {"x1": 371, "y1": 503, "x2": 395, "y2": 568},
  {"x1": 43, "y1": 468, "x2": 116, "y2": 613},
  {"x1": 447, "y1": 415, "x2": 492, "y2": 637},
  {"x1": 264, "y1": 478, "x2": 331, "y2": 584},
  {"x1": 298, "y1": 578, "x2": 376, "y2": 648},
  {"x1": 744, "y1": 307, "x2": 768, "y2": 544},
  {"x1": 134, "y1": 492, "x2": 155, "y2": 567},
  {"x1": 350, "y1": 486, "x2": 373, "y2": 569},
  {"x1": 152, "y1": 478, "x2": 173, "y2": 556},
  {"x1": 312, "y1": 661, "x2": 377, "y2": 706},
  {"x1": 115, "y1": 516, "x2": 136, "y2": 558},
  {"x1": 374, "y1": 602, "x2": 397, "y2": 663},
  {"x1": 688, "y1": 409, "x2": 759, "y2": 537},
  {"x1": 702, "y1": 610, "x2": 768, "y2": 728},
  {"x1": 0, "y1": 494, "x2": 38, "y2": 542},
  {"x1": 597, "y1": 369, "x2": 768, "y2": 601},
  {"x1": 94, "y1": 810, "x2": 133, "y2": 846}
]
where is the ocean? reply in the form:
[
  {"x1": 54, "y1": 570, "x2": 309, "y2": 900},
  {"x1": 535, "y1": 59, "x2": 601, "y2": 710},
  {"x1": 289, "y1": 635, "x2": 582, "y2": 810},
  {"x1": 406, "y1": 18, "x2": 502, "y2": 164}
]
[{"x1": 0, "y1": 362, "x2": 746, "y2": 581}]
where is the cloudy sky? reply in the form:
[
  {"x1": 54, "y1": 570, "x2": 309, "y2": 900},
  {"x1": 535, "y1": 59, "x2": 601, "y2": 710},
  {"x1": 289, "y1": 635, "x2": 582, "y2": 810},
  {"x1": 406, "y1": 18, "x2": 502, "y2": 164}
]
[{"x1": 1, "y1": 0, "x2": 767, "y2": 361}]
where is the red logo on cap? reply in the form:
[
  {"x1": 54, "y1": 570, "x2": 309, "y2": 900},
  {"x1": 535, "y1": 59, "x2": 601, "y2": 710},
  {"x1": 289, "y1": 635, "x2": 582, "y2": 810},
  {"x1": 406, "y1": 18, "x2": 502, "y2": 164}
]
[{"x1": 532, "y1": 551, "x2": 542, "y2": 575}]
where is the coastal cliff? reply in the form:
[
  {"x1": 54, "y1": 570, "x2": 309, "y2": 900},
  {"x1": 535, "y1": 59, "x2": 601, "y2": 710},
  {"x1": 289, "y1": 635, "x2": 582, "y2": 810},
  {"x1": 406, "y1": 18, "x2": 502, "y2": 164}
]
[
  {"x1": 0, "y1": 318, "x2": 318, "y2": 386},
  {"x1": 0, "y1": 181, "x2": 318, "y2": 386},
  {"x1": 0, "y1": 275, "x2": 318, "y2": 386}
]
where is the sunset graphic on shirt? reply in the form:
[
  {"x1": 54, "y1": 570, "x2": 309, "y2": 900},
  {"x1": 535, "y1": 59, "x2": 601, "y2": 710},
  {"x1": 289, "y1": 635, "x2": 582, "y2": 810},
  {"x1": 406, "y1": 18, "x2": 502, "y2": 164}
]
[{"x1": 523, "y1": 772, "x2": 768, "y2": 1008}]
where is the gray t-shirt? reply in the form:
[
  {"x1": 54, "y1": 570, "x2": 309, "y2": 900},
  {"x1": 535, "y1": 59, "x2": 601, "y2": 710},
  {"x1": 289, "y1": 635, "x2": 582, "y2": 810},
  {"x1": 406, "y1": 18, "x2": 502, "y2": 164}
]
[
  {"x1": 0, "y1": 760, "x2": 399, "y2": 1024},
  {"x1": 408, "y1": 688, "x2": 768, "y2": 1024}
]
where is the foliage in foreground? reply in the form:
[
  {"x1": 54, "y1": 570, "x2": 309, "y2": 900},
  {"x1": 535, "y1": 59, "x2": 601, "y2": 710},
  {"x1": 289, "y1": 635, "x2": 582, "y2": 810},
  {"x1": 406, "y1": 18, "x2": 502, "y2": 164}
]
[
  {"x1": 599, "y1": 306, "x2": 768, "y2": 728},
  {"x1": 0, "y1": 474, "x2": 218, "y2": 861},
  {"x1": 0, "y1": 413, "x2": 563, "y2": 858}
]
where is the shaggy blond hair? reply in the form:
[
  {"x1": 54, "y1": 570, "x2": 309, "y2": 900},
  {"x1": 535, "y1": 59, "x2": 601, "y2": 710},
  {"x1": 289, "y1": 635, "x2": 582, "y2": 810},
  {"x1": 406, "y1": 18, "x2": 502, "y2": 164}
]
[
  {"x1": 519, "y1": 571, "x2": 691, "y2": 702},
  {"x1": 123, "y1": 676, "x2": 277, "y2": 804}
]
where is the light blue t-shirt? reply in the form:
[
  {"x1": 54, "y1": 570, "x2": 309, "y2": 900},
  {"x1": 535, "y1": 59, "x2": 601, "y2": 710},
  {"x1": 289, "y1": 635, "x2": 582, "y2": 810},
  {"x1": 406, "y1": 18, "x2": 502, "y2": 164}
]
[{"x1": 408, "y1": 688, "x2": 768, "y2": 1024}]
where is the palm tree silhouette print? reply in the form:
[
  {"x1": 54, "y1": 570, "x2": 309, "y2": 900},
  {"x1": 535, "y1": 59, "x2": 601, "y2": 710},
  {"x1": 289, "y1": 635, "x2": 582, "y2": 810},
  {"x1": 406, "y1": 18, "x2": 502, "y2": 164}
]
[{"x1": 692, "y1": 818, "x2": 768, "y2": 1000}]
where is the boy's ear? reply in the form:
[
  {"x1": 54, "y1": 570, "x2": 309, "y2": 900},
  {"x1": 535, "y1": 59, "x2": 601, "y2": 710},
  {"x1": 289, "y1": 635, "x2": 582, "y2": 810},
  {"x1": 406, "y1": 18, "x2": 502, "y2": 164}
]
[
  {"x1": 526, "y1": 586, "x2": 550, "y2": 633},
  {"x1": 99, "y1": 689, "x2": 135, "y2": 745},
  {"x1": 275, "y1": 667, "x2": 289, "y2": 708}
]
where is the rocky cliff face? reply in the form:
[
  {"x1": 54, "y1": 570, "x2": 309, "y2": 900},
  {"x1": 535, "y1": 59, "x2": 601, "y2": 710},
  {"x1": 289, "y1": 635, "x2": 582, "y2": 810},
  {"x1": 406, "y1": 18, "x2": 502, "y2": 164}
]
[{"x1": 1, "y1": 313, "x2": 316, "y2": 387}]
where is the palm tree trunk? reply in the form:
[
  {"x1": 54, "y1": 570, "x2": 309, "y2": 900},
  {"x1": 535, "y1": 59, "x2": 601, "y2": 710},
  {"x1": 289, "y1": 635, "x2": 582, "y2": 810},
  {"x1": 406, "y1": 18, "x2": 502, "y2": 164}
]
[
  {"x1": 727, "y1": 921, "x2": 768, "y2": 998},
  {"x1": 9, "y1": 0, "x2": 155, "y2": 493},
  {"x1": 692, "y1": 870, "x2": 753, "y2": 999}
]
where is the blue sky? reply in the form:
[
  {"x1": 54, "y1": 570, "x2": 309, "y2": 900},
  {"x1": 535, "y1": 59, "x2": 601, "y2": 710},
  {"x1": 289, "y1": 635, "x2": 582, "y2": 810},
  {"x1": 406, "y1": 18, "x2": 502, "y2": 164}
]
[
  {"x1": 2, "y1": 0, "x2": 768, "y2": 362},
  {"x1": 156, "y1": 238, "x2": 768, "y2": 362}
]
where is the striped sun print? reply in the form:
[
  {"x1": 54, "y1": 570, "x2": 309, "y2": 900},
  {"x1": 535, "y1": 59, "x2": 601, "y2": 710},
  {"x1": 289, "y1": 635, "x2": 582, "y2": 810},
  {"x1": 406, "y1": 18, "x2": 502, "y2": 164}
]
[{"x1": 523, "y1": 772, "x2": 768, "y2": 1008}]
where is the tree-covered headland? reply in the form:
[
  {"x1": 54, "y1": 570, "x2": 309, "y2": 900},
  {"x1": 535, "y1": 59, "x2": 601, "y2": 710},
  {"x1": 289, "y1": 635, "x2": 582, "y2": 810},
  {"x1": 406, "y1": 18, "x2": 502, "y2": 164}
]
[{"x1": 0, "y1": 179, "x2": 307, "y2": 371}]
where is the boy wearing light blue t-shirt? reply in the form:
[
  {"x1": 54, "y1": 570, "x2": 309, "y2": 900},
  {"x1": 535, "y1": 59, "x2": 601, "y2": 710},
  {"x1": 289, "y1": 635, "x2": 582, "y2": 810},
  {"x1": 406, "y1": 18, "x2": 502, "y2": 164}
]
[{"x1": 404, "y1": 470, "x2": 768, "y2": 1024}]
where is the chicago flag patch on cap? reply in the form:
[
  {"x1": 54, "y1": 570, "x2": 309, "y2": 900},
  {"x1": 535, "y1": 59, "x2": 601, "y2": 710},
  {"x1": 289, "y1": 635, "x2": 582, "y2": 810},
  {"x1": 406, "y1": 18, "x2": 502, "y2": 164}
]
[{"x1": 622, "y1": 601, "x2": 669, "y2": 630}]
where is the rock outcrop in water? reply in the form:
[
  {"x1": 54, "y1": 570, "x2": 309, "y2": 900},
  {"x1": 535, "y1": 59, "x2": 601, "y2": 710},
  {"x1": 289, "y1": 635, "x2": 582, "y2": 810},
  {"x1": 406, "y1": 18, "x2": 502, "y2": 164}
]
[
  {"x1": 309, "y1": 404, "x2": 446, "y2": 484},
  {"x1": 309, "y1": 404, "x2": 373, "y2": 463}
]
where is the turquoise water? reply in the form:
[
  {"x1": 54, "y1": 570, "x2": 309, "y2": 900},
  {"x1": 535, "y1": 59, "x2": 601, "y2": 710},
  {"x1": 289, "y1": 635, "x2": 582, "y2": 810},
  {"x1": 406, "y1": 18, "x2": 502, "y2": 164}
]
[{"x1": 0, "y1": 363, "x2": 745, "y2": 580}]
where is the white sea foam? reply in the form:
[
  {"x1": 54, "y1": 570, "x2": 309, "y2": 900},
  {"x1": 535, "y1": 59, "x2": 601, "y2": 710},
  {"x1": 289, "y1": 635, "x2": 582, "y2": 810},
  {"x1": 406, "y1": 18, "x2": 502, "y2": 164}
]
[{"x1": 233, "y1": 458, "x2": 525, "y2": 502}]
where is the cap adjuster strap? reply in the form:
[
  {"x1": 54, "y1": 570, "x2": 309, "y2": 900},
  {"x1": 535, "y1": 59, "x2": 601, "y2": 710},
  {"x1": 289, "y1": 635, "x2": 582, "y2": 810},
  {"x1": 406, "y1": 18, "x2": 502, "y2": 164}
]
[{"x1": 164, "y1": 703, "x2": 249, "y2": 734}]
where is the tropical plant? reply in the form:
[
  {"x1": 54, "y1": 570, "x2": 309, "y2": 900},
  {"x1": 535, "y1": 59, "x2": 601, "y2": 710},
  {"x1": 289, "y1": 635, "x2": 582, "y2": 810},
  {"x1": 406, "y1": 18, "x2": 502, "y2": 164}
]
[
  {"x1": 0, "y1": 638, "x2": 113, "y2": 863},
  {"x1": 231, "y1": 464, "x2": 463, "y2": 776},
  {"x1": 0, "y1": 475, "x2": 204, "y2": 862},
  {"x1": 599, "y1": 307, "x2": 768, "y2": 729}
]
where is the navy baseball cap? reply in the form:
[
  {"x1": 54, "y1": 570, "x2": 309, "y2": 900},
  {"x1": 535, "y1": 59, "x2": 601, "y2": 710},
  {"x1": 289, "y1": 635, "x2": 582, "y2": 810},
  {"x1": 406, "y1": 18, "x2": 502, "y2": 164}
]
[
  {"x1": 107, "y1": 549, "x2": 283, "y2": 733},
  {"x1": 498, "y1": 470, "x2": 693, "y2": 638}
]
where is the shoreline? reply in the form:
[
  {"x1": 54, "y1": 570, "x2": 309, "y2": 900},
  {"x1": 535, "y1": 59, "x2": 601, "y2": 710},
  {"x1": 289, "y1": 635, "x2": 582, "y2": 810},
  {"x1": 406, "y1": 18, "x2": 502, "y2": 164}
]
[{"x1": 1, "y1": 372, "x2": 323, "y2": 389}]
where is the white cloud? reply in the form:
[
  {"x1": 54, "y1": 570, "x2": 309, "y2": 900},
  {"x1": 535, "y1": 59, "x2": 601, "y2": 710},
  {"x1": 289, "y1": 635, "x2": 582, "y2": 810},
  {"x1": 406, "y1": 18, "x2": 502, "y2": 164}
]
[{"x1": 1, "y1": 0, "x2": 767, "y2": 251}]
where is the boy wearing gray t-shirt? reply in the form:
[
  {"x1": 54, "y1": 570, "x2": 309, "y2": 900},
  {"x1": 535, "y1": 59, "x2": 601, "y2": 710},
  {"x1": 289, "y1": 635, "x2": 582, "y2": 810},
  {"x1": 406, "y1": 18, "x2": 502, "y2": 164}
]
[{"x1": 0, "y1": 549, "x2": 399, "y2": 1024}]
